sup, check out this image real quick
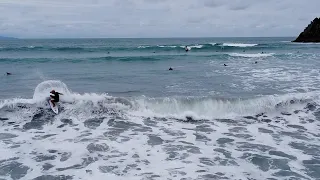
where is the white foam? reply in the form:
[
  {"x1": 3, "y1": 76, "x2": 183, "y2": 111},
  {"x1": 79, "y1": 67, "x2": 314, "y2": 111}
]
[
  {"x1": 222, "y1": 43, "x2": 258, "y2": 47},
  {"x1": 129, "y1": 92, "x2": 318, "y2": 120},
  {"x1": 180, "y1": 45, "x2": 202, "y2": 50},
  {"x1": 229, "y1": 53, "x2": 274, "y2": 58},
  {"x1": 137, "y1": 45, "x2": 150, "y2": 48},
  {"x1": 157, "y1": 45, "x2": 176, "y2": 48},
  {"x1": 189, "y1": 45, "x2": 203, "y2": 49},
  {"x1": 0, "y1": 80, "x2": 319, "y2": 179}
]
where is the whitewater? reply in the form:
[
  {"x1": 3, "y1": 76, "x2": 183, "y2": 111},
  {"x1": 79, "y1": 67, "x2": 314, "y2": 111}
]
[{"x1": 1, "y1": 37, "x2": 320, "y2": 180}]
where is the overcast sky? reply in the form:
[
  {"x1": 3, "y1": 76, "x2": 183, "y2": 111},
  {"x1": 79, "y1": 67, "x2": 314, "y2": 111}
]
[{"x1": 0, "y1": 0, "x2": 319, "y2": 38}]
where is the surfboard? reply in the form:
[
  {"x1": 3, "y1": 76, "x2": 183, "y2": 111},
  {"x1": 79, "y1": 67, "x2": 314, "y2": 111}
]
[{"x1": 49, "y1": 99, "x2": 58, "y2": 114}]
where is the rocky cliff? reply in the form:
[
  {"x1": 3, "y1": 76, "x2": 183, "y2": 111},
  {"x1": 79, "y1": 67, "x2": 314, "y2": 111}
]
[{"x1": 293, "y1": 18, "x2": 320, "y2": 43}]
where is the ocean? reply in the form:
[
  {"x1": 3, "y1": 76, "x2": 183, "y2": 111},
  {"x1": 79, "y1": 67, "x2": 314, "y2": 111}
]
[{"x1": 0, "y1": 37, "x2": 320, "y2": 180}]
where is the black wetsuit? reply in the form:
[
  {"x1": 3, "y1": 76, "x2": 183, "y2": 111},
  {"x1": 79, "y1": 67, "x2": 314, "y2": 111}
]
[{"x1": 51, "y1": 92, "x2": 61, "y2": 102}]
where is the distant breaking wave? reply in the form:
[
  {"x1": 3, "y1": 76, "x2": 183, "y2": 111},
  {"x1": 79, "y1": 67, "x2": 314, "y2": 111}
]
[
  {"x1": 229, "y1": 53, "x2": 275, "y2": 58},
  {"x1": 221, "y1": 43, "x2": 258, "y2": 47},
  {"x1": 0, "y1": 43, "x2": 262, "y2": 53}
]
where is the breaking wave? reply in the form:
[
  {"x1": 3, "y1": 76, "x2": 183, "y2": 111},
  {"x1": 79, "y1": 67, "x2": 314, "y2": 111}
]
[
  {"x1": 0, "y1": 42, "x2": 263, "y2": 53},
  {"x1": 1, "y1": 80, "x2": 320, "y2": 180},
  {"x1": 229, "y1": 53, "x2": 275, "y2": 58},
  {"x1": 1, "y1": 80, "x2": 318, "y2": 121}
]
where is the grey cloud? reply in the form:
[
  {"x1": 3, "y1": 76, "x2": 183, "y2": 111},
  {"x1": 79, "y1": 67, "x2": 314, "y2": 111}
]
[
  {"x1": 0, "y1": 0, "x2": 319, "y2": 38},
  {"x1": 203, "y1": 0, "x2": 224, "y2": 8}
]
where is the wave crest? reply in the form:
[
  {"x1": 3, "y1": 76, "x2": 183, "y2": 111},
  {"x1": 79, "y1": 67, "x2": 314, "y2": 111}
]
[{"x1": 229, "y1": 53, "x2": 274, "y2": 58}]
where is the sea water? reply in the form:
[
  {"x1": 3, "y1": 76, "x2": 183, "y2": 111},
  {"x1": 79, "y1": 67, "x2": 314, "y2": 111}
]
[{"x1": 0, "y1": 37, "x2": 320, "y2": 180}]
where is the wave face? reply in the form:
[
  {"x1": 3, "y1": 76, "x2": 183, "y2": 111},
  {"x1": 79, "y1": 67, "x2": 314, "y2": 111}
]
[{"x1": 1, "y1": 37, "x2": 320, "y2": 179}]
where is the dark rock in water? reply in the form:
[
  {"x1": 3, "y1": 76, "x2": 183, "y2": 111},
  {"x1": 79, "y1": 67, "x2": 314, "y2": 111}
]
[
  {"x1": 0, "y1": 161, "x2": 29, "y2": 180},
  {"x1": 84, "y1": 118, "x2": 104, "y2": 129},
  {"x1": 293, "y1": 17, "x2": 320, "y2": 42},
  {"x1": 33, "y1": 175, "x2": 73, "y2": 180}
]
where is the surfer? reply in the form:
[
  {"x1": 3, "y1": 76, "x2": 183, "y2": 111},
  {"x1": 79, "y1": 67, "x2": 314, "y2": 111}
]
[
  {"x1": 169, "y1": 67, "x2": 173, "y2": 70},
  {"x1": 185, "y1": 46, "x2": 189, "y2": 52},
  {"x1": 50, "y1": 90, "x2": 63, "y2": 107},
  {"x1": 6, "y1": 72, "x2": 11, "y2": 75}
]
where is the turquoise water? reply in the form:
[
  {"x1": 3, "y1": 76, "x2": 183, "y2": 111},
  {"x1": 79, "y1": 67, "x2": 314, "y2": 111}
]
[
  {"x1": 0, "y1": 37, "x2": 320, "y2": 180},
  {"x1": 1, "y1": 37, "x2": 319, "y2": 99}
]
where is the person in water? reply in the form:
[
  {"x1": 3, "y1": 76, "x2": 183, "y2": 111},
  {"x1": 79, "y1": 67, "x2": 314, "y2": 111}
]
[
  {"x1": 169, "y1": 67, "x2": 173, "y2": 70},
  {"x1": 50, "y1": 90, "x2": 63, "y2": 107},
  {"x1": 185, "y1": 46, "x2": 189, "y2": 52}
]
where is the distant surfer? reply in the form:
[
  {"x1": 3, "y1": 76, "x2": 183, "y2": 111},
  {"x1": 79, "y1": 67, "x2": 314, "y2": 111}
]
[
  {"x1": 6, "y1": 72, "x2": 11, "y2": 75},
  {"x1": 185, "y1": 46, "x2": 189, "y2": 52},
  {"x1": 255, "y1": 61, "x2": 258, "y2": 64},
  {"x1": 169, "y1": 67, "x2": 173, "y2": 70},
  {"x1": 50, "y1": 90, "x2": 63, "y2": 107},
  {"x1": 224, "y1": 64, "x2": 227, "y2": 66}
]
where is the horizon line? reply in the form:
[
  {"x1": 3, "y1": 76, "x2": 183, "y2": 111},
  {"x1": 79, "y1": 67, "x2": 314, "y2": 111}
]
[{"x1": 3, "y1": 36, "x2": 296, "y2": 40}]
